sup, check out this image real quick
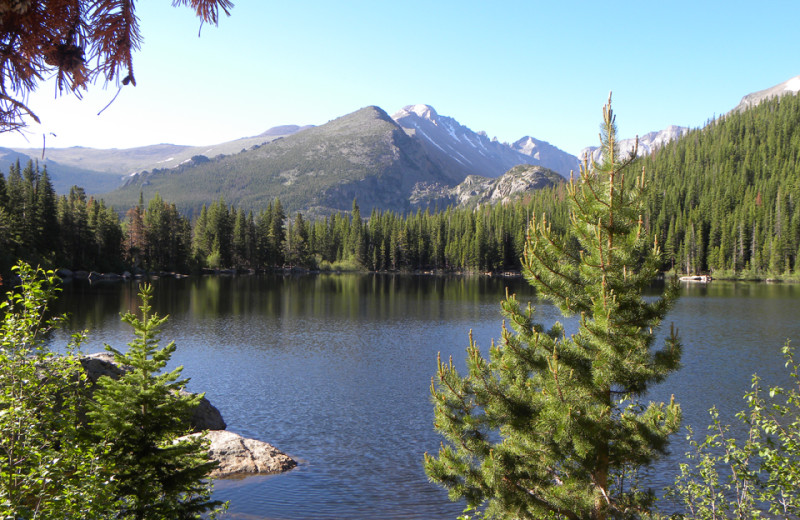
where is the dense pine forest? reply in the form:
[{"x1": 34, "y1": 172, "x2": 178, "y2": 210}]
[
  {"x1": 1, "y1": 92, "x2": 799, "y2": 280},
  {"x1": 639, "y1": 93, "x2": 800, "y2": 277}
]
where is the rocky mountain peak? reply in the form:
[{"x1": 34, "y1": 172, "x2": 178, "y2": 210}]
[
  {"x1": 733, "y1": 75, "x2": 800, "y2": 112},
  {"x1": 392, "y1": 104, "x2": 577, "y2": 180},
  {"x1": 579, "y1": 125, "x2": 690, "y2": 163},
  {"x1": 393, "y1": 104, "x2": 439, "y2": 122}
]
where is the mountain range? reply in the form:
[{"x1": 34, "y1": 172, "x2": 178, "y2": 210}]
[
  {"x1": 78, "y1": 104, "x2": 580, "y2": 217},
  {"x1": 3, "y1": 75, "x2": 799, "y2": 216}
]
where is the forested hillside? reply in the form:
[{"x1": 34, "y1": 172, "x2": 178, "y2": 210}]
[
  {"x1": 639, "y1": 92, "x2": 800, "y2": 277},
  {"x1": 102, "y1": 106, "x2": 451, "y2": 218},
  {"x1": 3, "y1": 93, "x2": 799, "y2": 280},
  {"x1": 516, "y1": 92, "x2": 800, "y2": 278}
]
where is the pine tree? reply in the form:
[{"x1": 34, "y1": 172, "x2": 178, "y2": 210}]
[
  {"x1": 34, "y1": 166, "x2": 59, "y2": 260},
  {"x1": 88, "y1": 284, "x2": 223, "y2": 520},
  {"x1": 124, "y1": 194, "x2": 146, "y2": 268},
  {"x1": 425, "y1": 97, "x2": 682, "y2": 520}
]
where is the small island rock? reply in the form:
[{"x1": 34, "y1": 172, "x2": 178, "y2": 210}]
[{"x1": 184, "y1": 430, "x2": 297, "y2": 478}]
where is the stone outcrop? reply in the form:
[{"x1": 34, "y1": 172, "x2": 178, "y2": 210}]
[
  {"x1": 181, "y1": 389, "x2": 227, "y2": 431},
  {"x1": 182, "y1": 430, "x2": 297, "y2": 478},
  {"x1": 80, "y1": 352, "x2": 126, "y2": 382}
]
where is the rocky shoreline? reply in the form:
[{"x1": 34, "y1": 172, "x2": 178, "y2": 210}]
[{"x1": 81, "y1": 352, "x2": 297, "y2": 478}]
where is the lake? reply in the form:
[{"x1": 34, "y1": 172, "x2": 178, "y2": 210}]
[{"x1": 48, "y1": 274, "x2": 800, "y2": 519}]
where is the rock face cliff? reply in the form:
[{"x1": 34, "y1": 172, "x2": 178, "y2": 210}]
[
  {"x1": 80, "y1": 352, "x2": 296, "y2": 478},
  {"x1": 411, "y1": 164, "x2": 565, "y2": 209},
  {"x1": 452, "y1": 165, "x2": 565, "y2": 207}
]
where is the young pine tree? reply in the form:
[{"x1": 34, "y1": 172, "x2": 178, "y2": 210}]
[
  {"x1": 89, "y1": 284, "x2": 223, "y2": 520},
  {"x1": 425, "y1": 97, "x2": 682, "y2": 520}
]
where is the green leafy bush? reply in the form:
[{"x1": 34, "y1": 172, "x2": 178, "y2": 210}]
[
  {"x1": 0, "y1": 262, "x2": 113, "y2": 519},
  {"x1": 670, "y1": 342, "x2": 800, "y2": 519}
]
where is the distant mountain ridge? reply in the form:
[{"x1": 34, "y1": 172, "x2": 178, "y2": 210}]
[
  {"x1": 106, "y1": 106, "x2": 452, "y2": 217},
  {"x1": 5, "y1": 104, "x2": 578, "y2": 198},
  {"x1": 4, "y1": 128, "x2": 306, "y2": 194},
  {"x1": 105, "y1": 106, "x2": 572, "y2": 218},
  {"x1": 732, "y1": 75, "x2": 800, "y2": 113},
  {"x1": 5, "y1": 75, "x2": 799, "y2": 216},
  {"x1": 579, "y1": 125, "x2": 691, "y2": 164},
  {"x1": 392, "y1": 104, "x2": 578, "y2": 181}
]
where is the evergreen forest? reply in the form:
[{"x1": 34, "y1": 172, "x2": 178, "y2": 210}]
[{"x1": 2, "y1": 93, "x2": 800, "y2": 282}]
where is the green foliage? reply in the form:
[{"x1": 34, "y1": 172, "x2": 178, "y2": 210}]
[
  {"x1": 0, "y1": 159, "x2": 125, "y2": 275},
  {"x1": 670, "y1": 342, "x2": 800, "y2": 519},
  {"x1": 1, "y1": 265, "x2": 225, "y2": 519},
  {"x1": 0, "y1": 262, "x2": 113, "y2": 519},
  {"x1": 88, "y1": 283, "x2": 224, "y2": 519},
  {"x1": 425, "y1": 98, "x2": 682, "y2": 520}
]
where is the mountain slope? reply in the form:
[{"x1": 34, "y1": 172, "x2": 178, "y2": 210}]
[
  {"x1": 0, "y1": 147, "x2": 126, "y2": 193},
  {"x1": 392, "y1": 104, "x2": 577, "y2": 180},
  {"x1": 732, "y1": 75, "x2": 800, "y2": 112},
  {"x1": 511, "y1": 136, "x2": 580, "y2": 176},
  {"x1": 7, "y1": 127, "x2": 307, "y2": 194},
  {"x1": 104, "y1": 106, "x2": 447, "y2": 217}
]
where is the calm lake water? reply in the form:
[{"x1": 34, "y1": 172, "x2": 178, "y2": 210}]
[{"x1": 49, "y1": 275, "x2": 800, "y2": 519}]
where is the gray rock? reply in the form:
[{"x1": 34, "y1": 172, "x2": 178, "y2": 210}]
[
  {"x1": 56, "y1": 268, "x2": 74, "y2": 278},
  {"x1": 80, "y1": 352, "x2": 125, "y2": 383},
  {"x1": 181, "y1": 390, "x2": 227, "y2": 431},
  {"x1": 182, "y1": 430, "x2": 297, "y2": 478}
]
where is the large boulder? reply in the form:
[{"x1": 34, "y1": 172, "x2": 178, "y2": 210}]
[
  {"x1": 80, "y1": 352, "x2": 227, "y2": 432},
  {"x1": 184, "y1": 430, "x2": 297, "y2": 478},
  {"x1": 181, "y1": 389, "x2": 227, "y2": 431},
  {"x1": 80, "y1": 352, "x2": 125, "y2": 382}
]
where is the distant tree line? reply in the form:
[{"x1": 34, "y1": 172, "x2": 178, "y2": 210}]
[
  {"x1": 2, "y1": 92, "x2": 800, "y2": 279},
  {"x1": 123, "y1": 193, "x2": 571, "y2": 275},
  {"x1": 0, "y1": 160, "x2": 567, "y2": 276}
]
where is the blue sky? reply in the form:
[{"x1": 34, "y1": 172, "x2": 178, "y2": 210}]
[{"x1": 3, "y1": 0, "x2": 799, "y2": 156}]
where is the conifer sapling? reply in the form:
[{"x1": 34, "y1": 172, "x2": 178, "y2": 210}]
[
  {"x1": 89, "y1": 283, "x2": 223, "y2": 520},
  {"x1": 425, "y1": 96, "x2": 682, "y2": 520}
]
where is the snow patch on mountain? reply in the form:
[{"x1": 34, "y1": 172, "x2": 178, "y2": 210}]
[{"x1": 405, "y1": 104, "x2": 438, "y2": 121}]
